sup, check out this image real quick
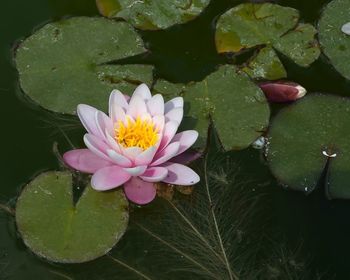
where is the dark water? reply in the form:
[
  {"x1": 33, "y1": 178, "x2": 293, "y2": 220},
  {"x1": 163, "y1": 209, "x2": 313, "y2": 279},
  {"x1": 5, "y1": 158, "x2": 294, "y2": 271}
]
[{"x1": 1, "y1": 0, "x2": 350, "y2": 279}]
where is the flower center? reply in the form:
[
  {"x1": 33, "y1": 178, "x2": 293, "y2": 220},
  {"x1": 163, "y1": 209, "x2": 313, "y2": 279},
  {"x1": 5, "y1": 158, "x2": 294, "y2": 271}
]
[{"x1": 115, "y1": 117, "x2": 159, "y2": 150}]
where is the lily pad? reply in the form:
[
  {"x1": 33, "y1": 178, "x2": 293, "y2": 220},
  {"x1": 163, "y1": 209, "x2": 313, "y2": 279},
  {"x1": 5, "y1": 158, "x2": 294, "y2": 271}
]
[
  {"x1": 215, "y1": 3, "x2": 320, "y2": 79},
  {"x1": 15, "y1": 17, "x2": 153, "y2": 114},
  {"x1": 16, "y1": 171, "x2": 129, "y2": 263},
  {"x1": 242, "y1": 46, "x2": 287, "y2": 80},
  {"x1": 267, "y1": 94, "x2": 350, "y2": 199},
  {"x1": 319, "y1": 0, "x2": 350, "y2": 80},
  {"x1": 154, "y1": 65, "x2": 270, "y2": 150},
  {"x1": 96, "y1": 0, "x2": 210, "y2": 30}
]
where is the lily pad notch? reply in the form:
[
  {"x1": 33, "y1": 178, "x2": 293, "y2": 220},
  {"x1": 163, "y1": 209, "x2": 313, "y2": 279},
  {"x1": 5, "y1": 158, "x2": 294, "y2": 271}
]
[
  {"x1": 16, "y1": 171, "x2": 129, "y2": 263},
  {"x1": 15, "y1": 17, "x2": 154, "y2": 114},
  {"x1": 215, "y1": 3, "x2": 320, "y2": 80}
]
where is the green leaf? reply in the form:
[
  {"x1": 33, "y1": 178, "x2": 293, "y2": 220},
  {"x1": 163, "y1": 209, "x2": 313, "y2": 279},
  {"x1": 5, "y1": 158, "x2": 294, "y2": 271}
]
[
  {"x1": 267, "y1": 94, "x2": 350, "y2": 199},
  {"x1": 215, "y1": 3, "x2": 320, "y2": 79},
  {"x1": 16, "y1": 171, "x2": 129, "y2": 263},
  {"x1": 319, "y1": 0, "x2": 350, "y2": 80},
  {"x1": 242, "y1": 46, "x2": 287, "y2": 80},
  {"x1": 15, "y1": 17, "x2": 153, "y2": 114},
  {"x1": 96, "y1": 0, "x2": 210, "y2": 30},
  {"x1": 154, "y1": 65, "x2": 270, "y2": 150}
]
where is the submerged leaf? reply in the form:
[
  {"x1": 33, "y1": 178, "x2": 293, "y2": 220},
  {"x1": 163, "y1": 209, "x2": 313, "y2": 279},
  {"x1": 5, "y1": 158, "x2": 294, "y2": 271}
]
[
  {"x1": 215, "y1": 3, "x2": 320, "y2": 79},
  {"x1": 16, "y1": 171, "x2": 129, "y2": 263},
  {"x1": 154, "y1": 65, "x2": 270, "y2": 150},
  {"x1": 15, "y1": 17, "x2": 153, "y2": 114},
  {"x1": 95, "y1": 0, "x2": 210, "y2": 30},
  {"x1": 319, "y1": 0, "x2": 350, "y2": 80},
  {"x1": 267, "y1": 94, "x2": 350, "y2": 199}
]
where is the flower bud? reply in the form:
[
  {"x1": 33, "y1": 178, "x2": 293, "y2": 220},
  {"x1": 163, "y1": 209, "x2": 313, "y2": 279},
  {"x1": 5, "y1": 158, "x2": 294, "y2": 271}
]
[{"x1": 259, "y1": 81, "x2": 306, "y2": 103}]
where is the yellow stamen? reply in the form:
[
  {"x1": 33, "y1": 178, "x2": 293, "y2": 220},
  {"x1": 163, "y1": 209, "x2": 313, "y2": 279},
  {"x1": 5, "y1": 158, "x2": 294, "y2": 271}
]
[{"x1": 115, "y1": 117, "x2": 159, "y2": 150}]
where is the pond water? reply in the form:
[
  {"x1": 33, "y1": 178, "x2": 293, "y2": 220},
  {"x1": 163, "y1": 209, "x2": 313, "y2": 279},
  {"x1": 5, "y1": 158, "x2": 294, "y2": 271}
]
[{"x1": 1, "y1": 0, "x2": 350, "y2": 279}]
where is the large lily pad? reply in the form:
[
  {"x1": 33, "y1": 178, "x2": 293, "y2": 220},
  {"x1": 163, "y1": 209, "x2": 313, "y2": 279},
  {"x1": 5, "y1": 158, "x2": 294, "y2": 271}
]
[
  {"x1": 215, "y1": 3, "x2": 320, "y2": 80},
  {"x1": 16, "y1": 171, "x2": 129, "y2": 263},
  {"x1": 154, "y1": 65, "x2": 270, "y2": 150},
  {"x1": 15, "y1": 17, "x2": 153, "y2": 114},
  {"x1": 96, "y1": 0, "x2": 210, "y2": 30},
  {"x1": 267, "y1": 94, "x2": 350, "y2": 199},
  {"x1": 319, "y1": 0, "x2": 350, "y2": 80}
]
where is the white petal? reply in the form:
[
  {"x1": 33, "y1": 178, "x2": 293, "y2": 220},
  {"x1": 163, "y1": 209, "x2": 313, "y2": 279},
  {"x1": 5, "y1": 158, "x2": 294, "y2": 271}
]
[
  {"x1": 127, "y1": 95, "x2": 148, "y2": 119},
  {"x1": 164, "y1": 97, "x2": 183, "y2": 113},
  {"x1": 83, "y1": 134, "x2": 111, "y2": 161},
  {"x1": 132, "y1": 83, "x2": 152, "y2": 100},
  {"x1": 165, "y1": 107, "x2": 183, "y2": 123},
  {"x1": 123, "y1": 165, "x2": 147, "y2": 176},
  {"x1": 106, "y1": 149, "x2": 132, "y2": 167},
  {"x1": 109, "y1": 89, "x2": 128, "y2": 113},
  {"x1": 95, "y1": 111, "x2": 113, "y2": 139},
  {"x1": 147, "y1": 94, "x2": 164, "y2": 116}
]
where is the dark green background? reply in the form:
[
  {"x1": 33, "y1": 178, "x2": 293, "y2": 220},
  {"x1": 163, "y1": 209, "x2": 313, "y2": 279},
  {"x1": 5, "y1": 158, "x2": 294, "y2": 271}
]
[{"x1": 1, "y1": 0, "x2": 350, "y2": 279}]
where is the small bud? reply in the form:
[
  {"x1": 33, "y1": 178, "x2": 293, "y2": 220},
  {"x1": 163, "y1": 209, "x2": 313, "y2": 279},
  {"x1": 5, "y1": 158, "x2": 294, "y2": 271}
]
[
  {"x1": 341, "y1": 22, "x2": 350, "y2": 35},
  {"x1": 259, "y1": 81, "x2": 306, "y2": 103}
]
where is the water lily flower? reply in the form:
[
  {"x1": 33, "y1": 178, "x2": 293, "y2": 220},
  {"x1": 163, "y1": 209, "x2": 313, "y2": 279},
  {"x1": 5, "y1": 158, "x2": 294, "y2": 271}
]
[
  {"x1": 259, "y1": 81, "x2": 306, "y2": 103},
  {"x1": 63, "y1": 84, "x2": 200, "y2": 205}
]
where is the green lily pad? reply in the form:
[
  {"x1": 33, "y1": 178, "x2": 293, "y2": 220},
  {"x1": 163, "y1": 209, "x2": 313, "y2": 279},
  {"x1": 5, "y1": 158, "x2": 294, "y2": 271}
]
[
  {"x1": 154, "y1": 65, "x2": 270, "y2": 150},
  {"x1": 96, "y1": 0, "x2": 210, "y2": 30},
  {"x1": 319, "y1": 0, "x2": 350, "y2": 80},
  {"x1": 215, "y1": 3, "x2": 320, "y2": 79},
  {"x1": 242, "y1": 46, "x2": 287, "y2": 80},
  {"x1": 15, "y1": 17, "x2": 153, "y2": 114},
  {"x1": 267, "y1": 94, "x2": 350, "y2": 199},
  {"x1": 16, "y1": 171, "x2": 129, "y2": 263}
]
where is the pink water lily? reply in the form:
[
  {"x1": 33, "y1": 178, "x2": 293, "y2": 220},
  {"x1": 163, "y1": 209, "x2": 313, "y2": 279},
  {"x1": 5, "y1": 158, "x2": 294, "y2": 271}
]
[{"x1": 63, "y1": 84, "x2": 200, "y2": 205}]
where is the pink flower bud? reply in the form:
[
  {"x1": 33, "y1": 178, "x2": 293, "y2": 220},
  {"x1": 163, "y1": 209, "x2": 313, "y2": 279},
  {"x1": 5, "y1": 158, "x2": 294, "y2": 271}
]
[{"x1": 259, "y1": 81, "x2": 306, "y2": 103}]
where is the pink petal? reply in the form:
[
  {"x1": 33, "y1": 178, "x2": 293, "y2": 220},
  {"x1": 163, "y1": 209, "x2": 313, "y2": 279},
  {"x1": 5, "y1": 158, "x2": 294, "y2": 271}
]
[
  {"x1": 171, "y1": 130, "x2": 198, "y2": 156},
  {"x1": 122, "y1": 146, "x2": 143, "y2": 161},
  {"x1": 147, "y1": 94, "x2": 164, "y2": 116},
  {"x1": 127, "y1": 95, "x2": 148, "y2": 119},
  {"x1": 135, "y1": 146, "x2": 157, "y2": 165},
  {"x1": 124, "y1": 177, "x2": 156, "y2": 205},
  {"x1": 165, "y1": 107, "x2": 183, "y2": 123},
  {"x1": 84, "y1": 134, "x2": 111, "y2": 161},
  {"x1": 161, "y1": 162, "x2": 200, "y2": 185},
  {"x1": 105, "y1": 131, "x2": 121, "y2": 153},
  {"x1": 123, "y1": 165, "x2": 147, "y2": 176},
  {"x1": 151, "y1": 142, "x2": 180, "y2": 166},
  {"x1": 164, "y1": 97, "x2": 184, "y2": 113},
  {"x1": 132, "y1": 83, "x2": 152, "y2": 101},
  {"x1": 96, "y1": 111, "x2": 113, "y2": 138},
  {"x1": 91, "y1": 166, "x2": 131, "y2": 190},
  {"x1": 140, "y1": 167, "x2": 168, "y2": 182},
  {"x1": 158, "y1": 121, "x2": 179, "y2": 151},
  {"x1": 171, "y1": 150, "x2": 202, "y2": 164},
  {"x1": 63, "y1": 149, "x2": 112, "y2": 173},
  {"x1": 77, "y1": 104, "x2": 101, "y2": 137},
  {"x1": 109, "y1": 89, "x2": 128, "y2": 113},
  {"x1": 106, "y1": 149, "x2": 132, "y2": 167}
]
